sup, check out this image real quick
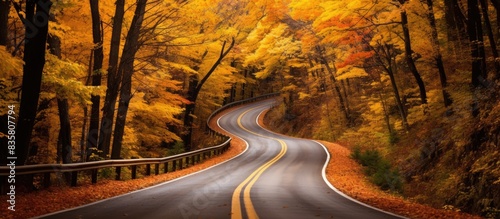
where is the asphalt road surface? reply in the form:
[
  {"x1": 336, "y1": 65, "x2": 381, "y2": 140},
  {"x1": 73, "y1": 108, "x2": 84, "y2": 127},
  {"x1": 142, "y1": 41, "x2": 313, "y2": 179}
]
[{"x1": 38, "y1": 99, "x2": 404, "y2": 219}]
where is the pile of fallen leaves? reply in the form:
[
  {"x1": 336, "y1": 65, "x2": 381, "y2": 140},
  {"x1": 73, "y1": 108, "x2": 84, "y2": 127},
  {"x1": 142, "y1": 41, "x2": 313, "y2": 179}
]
[{"x1": 319, "y1": 140, "x2": 482, "y2": 219}]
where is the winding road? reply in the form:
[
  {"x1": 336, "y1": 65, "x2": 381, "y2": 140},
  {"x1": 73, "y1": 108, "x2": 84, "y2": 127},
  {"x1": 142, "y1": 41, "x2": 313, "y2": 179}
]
[{"x1": 38, "y1": 99, "x2": 404, "y2": 219}]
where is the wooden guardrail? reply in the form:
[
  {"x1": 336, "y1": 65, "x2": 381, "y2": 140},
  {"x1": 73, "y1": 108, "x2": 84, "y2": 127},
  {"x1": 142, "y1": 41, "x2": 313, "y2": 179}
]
[{"x1": 0, "y1": 93, "x2": 280, "y2": 189}]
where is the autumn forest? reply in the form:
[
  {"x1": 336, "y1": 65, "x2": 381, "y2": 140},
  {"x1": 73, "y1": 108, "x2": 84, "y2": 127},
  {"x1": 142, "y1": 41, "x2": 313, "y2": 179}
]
[{"x1": 1, "y1": 0, "x2": 500, "y2": 218}]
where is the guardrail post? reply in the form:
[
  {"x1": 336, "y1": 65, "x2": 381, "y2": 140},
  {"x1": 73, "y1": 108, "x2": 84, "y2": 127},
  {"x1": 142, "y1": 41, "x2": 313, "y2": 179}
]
[
  {"x1": 43, "y1": 173, "x2": 51, "y2": 188},
  {"x1": 164, "y1": 162, "x2": 169, "y2": 173},
  {"x1": 131, "y1": 166, "x2": 137, "y2": 179},
  {"x1": 146, "y1": 164, "x2": 151, "y2": 176},
  {"x1": 71, "y1": 171, "x2": 78, "y2": 187},
  {"x1": 172, "y1": 160, "x2": 177, "y2": 171},
  {"x1": 116, "y1": 167, "x2": 121, "y2": 180},
  {"x1": 179, "y1": 158, "x2": 184, "y2": 170},
  {"x1": 155, "y1": 164, "x2": 159, "y2": 175},
  {"x1": 91, "y1": 169, "x2": 98, "y2": 184}
]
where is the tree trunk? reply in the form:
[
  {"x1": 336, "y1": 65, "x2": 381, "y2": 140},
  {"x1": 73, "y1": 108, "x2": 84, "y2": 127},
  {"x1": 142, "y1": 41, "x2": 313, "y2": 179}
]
[
  {"x1": 387, "y1": 62, "x2": 409, "y2": 131},
  {"x1": 318, "y1": 54, "x2": 351, "y2": 124},
  {"x1": 444, "y1": 0, "x2": 467, "y2": 43},
  {"x1": 341, "y1": 79, "x2": 350, "y2": 115},
  {"x1": 399, "y1": 4, "x2": 427, "y2": 104},
  {"x1": 468, "y1": 0, "x2": 486, "y2": 117},
  {"x1": 479, "y1": 0, "x2": 500, "y2": 75},
  {"x1": 48, "y1": 26, "x2": 73, "y2": 164},
  {"x1": 371, "y1": 42, "x2": 409, "y2": 131},
  {"x1": 469, "y1": 0, "x2": 487, "y2": 87},
  {"x1": 88, "y1": 0, "x2": 104, "y2": 155},
  {"x1": 492, "y1": 0, "x2": 500, "y2": 80},
  {"x1": 99, "y1": 0, "x2": 125, "y2": 157},
  {"x1": 377, "y1": 87, "x2": 392, "y2": 134},
  {"x1": 17, "y1": 0, "x2": 52, "y2": 165},
  {"x1": 57, "y1": 99, "x2": 72, "y2": 164},
  {"x1": 490, "y1": 0, "x2": 500, "y2": 37},
  {"x1": 80, "y1": 106, "x2": 88, "y2": 162},
  {"x1": 0, "y1": 0, "x2": 9, "y2": 47},
  {"x1": 426, "y1": 0, "x2": 453, "y2": 108},
  {"x1": 111, "y1": 0, "x2": 147, "y2": 159},
  {"x1": 241, "y1": 69, "x2": 247, "y2": 98},
  {"x1": 112, "y1": 63, "x2": 132, "y2": 159},
  {"x1": 182, "y1": 74, "x2": 198, "y2": 151}
]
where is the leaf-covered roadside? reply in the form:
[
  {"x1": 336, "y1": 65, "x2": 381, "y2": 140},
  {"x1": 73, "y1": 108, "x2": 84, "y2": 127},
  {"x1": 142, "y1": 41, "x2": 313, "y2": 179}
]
[{"x1": 320, "y1": 140, "x2": 482, "y2": 219}]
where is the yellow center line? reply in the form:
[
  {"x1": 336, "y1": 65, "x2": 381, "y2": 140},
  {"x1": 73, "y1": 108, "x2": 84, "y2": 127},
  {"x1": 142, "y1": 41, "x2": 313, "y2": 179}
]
[{"x1": 231, "y1": 107, "x2": 288, "y2": 219}]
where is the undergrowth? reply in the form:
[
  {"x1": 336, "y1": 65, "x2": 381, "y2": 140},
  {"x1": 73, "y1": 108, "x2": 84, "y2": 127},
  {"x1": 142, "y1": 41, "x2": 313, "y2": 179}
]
[{"x1": 351, "y1": 146, "x2": 403, "y2": 193}]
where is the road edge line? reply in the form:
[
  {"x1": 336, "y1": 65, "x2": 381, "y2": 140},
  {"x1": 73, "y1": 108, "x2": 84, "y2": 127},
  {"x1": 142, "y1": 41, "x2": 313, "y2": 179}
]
[{"x1": 313, "y1": 140, "x2": 408, "y2": 219}]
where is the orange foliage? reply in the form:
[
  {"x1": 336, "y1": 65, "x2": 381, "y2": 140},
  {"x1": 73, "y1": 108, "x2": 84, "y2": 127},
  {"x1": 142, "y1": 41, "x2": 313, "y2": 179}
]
[{"x1": 336, "y1": 51, "x2": 375, "y2": 68}]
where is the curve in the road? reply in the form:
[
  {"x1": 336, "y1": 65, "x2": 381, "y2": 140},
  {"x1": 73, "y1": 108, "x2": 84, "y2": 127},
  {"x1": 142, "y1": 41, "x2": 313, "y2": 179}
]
[{"x1": 37, "y1": 99, "x2": 405, "y2": 219}]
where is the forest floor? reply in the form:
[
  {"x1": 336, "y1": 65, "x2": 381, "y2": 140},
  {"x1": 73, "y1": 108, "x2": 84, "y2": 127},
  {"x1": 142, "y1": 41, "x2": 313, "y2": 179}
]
[{"x1": 0, "y1": 104, "x2": 482, "y2": 219}]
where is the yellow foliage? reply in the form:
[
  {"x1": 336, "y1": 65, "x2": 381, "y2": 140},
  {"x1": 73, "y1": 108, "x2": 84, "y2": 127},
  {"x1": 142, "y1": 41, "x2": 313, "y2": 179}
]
[
  {"x1": 336, "y1": 66, "x2": 369, "y2": 80},
  {"x1": 0, "y1": 46, "x2": 23, "y2": 77},
  {"x1": 43, "y1": 54, "x2": 101, "y2": 104},
  {"x1": 298, "y1": 92, "x2": 311, "y2": 100}
]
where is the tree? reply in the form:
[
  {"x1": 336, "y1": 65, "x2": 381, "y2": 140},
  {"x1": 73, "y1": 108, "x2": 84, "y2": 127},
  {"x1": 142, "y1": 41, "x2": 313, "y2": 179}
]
[
  {"x1": 397, "y1": 0, "x2": 427, "y2": 105},
  {"x1": 316, "y1": 46, "x2": 352, "y2": 124},
  {"x1": 111, "y1": 0, "x2": 147, "y2": 159},
  {"x1": 182, "y1": 38, "x2": 235, "y2": 151},
  {"x1": 369, "y1": 40, "x2": 409, "y2": 130},
  {"x1": 479, "y1": 0, "x2": 500, "y2": 75},
  {"x1": 425, "y1": 0, "x2": 453, "y2": 108},
  {"x1": 97, "y1": 0, "x2": 125, "y2": 158},
  {"x1": 16, "y1": 0, "x2": 52, "y2": 165},
  {"x1": 468, "y1": 0, "x2": 487, "y2": 88},
  {"x1": 87, "y1": 0, "x2": 105, "y2": 155},
  {"x1": 47, "y1": 26, "x2": 72, "y2": 164},
  {"x1": 443, "y1": 0, "x2": 467, "y2": 46},
  {"x1": 0, "y1": 0, "x2": 9, "y2": 46}
]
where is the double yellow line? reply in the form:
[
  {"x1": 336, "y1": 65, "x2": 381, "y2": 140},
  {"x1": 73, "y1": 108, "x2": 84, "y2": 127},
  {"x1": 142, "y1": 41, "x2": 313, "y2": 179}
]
[{"x1": 231, "y1": 107, "x2": 288, "y2": 219}]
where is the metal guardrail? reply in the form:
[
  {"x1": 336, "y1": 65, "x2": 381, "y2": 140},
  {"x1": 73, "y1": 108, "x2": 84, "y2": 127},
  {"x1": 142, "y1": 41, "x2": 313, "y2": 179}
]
[{"x1": 0, "y1": 93, "x2": 280, "y2": 189}]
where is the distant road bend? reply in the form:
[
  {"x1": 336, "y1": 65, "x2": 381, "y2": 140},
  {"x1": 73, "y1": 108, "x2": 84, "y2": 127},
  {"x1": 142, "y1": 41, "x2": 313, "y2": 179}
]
[{"x1": 38, "y1": 99, "x2": 405, "y2": 219}]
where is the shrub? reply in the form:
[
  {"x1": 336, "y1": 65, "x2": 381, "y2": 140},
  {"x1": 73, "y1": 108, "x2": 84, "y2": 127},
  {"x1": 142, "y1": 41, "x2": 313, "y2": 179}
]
[
  {"x1": 99, "y1": 167, "x2": 114, "y2": 179},
  {"x1": 351, "y1": 148, "x2": 403, "y2": 192},
  {"x1": 389, "y1": 131, "x2": 400, "y2": 145},
  {"x1": 167, "y1": 141, "x2": 185, "y2": 156}
]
